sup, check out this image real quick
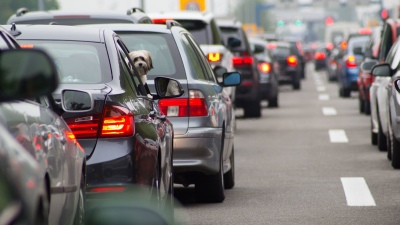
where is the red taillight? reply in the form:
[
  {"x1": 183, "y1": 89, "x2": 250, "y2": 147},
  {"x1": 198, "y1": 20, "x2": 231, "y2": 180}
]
[
  {"x1": 314, "y1": 52, "x2": 326, "y2": 60},
  {"x1": 151, "y1": 18, "x2": 173, "y2": 24},
  {"x1": 267, "y1": 43, "x2": 277, "y2": 49},
  {"x1": 258, "y1": 62, "x2": 271, "y2": 73},
  {"x1": 158, "y1": 90, "x2": 208, "y2": 117},
  {"x1": 287, "y1": 55, "x2": 297, "y2": 67},
  {"x1": 346, "y1": 55, "x2": 357, "y2": 68},
  {"x1": 64, "y1": 105, "x2": 134, "y2": 139},
  {"x1": 232, "y1": 56, "x2": 254, "y2": 66},
  {"x1": 208, "y1": 52, "x2": 222, "y2": 62},
  {"x1": 89, "y1": 186, "x2": 126, "y2": 193},
  {"x1": 101, "y1": 106, "x2": 134, "y2": 137}
]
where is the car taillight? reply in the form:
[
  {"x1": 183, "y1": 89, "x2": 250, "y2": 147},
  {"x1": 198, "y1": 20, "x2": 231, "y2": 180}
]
[
  {"x1": 65, "y1": 105, "x2": 134, "y2": 139},
  {"x1": 89, "y1": 186, "x2": 126, "y2": 193},
  {"x1": 208, "y1": 52, "x2": 222, "y2": 62},
  {"x1": 346, "y1": 55, "x2": 357, "y2": 68},
  {"x1": 314, "y1": 52, "x2": 326, "y2": 60},
  {"x1": 258, "y1": 62, "x2": 271, "y2": 73},
  {"x1": 151, "y1": 18, "x2": 173, "y2": 24},
  {"x1": 158, "y1": 90, "x2": 208, "y2": 117},
  {"x1": 287, "y1": 55, "x2": 298, "y2": 67},
  {"x1": 232, "y1": 56, "x2": 254, "y2": 66}
]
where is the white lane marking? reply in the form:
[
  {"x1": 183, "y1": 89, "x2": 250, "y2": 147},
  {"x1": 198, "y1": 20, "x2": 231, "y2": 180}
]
[
  {"x1": 322, "y1": 107, "x2": 337, "y2": 116},
  {"x1": 319, "y1": 94, "x2": 330, "y2": 101},
  {"x1": 341, "y1": 177, "x2": 376, "y2": 206},
  {"x1": 317, "y1": 86, "x2": 326, "y2": 92},
  {"x1": 329, "y1": 129, "x2": 348, "y2": 143}
]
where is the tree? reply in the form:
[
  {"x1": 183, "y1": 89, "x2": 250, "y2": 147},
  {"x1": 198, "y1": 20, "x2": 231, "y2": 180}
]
[{"x1": 0, "y1": 0, "x2": 59, "y2": 24}]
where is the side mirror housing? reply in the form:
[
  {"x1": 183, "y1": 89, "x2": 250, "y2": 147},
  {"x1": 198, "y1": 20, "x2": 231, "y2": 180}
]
[
  {"x1": 371, "y1": 63, "x2": 393, "y2": 77},
  {"x1": 227, "y1": 36, "x2": 241, "y2": 49},
  {"x1": 61, "y1": 90, "x2": 93, "y2": 112},
  {"x1": 220, "y1": 72, "x2": 241, "y2": 87},
  {"x1": 353, "y1": 46, "x2": 363, "y2": 56},
  {"x1": 153, "y1": 77, "x2": 184, "y2": 99},
  {"x1": 0, "y1": 49, "x2": 58, "y2": 102},
  {"x1": 253, "y1": 44, "x2": 264, "y2": 54},
  {"x1": 360, "y1": 60, "x2": 378, "y2": 72}
]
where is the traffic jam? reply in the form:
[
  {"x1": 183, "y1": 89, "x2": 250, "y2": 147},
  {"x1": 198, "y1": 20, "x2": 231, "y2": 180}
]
[{"x1": 1, "y1": 0, "x2": 400, "y2": 224}]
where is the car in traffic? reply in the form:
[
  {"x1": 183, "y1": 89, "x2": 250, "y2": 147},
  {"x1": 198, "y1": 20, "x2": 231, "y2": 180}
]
[
  {"x1": 249, "y1": 37, "x2": 279, "y2": 107},
  {"x1": 314, "y1": 45, "x2": 329, "y2": 71},
  {"x1": 336, "y1": 31, "x2": 370, "y2": 97},
  {"x1": 267, "y1": 41, "x2": 302, "y2": 90},
  {"x1": 82, "y1": 22, "x2": 241, "y2": 203},
  {"x1": 282, "y1": 37, "x2": 306, "y2": 79},
  {"x1": 7, "y1": 24, "x2": 184, "y2": 215},
  {"x1": 216, "y1": 18, "x2": 263, "y2": 117},
  {"x1": 0, "y1": 25, "x2": 87, "y2": 225},
  {"x1": 7, "y1": 7, "x2": 153, "y2": 25}
]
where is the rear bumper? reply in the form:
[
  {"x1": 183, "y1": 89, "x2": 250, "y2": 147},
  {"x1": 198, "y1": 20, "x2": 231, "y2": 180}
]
[{"x1": 173, "y1": 127, "x2": 223, "y2": 182}]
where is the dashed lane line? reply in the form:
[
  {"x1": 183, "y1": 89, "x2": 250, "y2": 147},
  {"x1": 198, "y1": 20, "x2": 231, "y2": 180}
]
[
  {"x1": 341, "y1": 177, "x2": 376, "y2": 206},
  {"x1": 322, "y1": 107, "x2": 337, "y2": 116},
  {"x1": 317, "y1": 86, "x2": 326, "y2": 92},
  {"x1": 319, "y1": 94, "x2": 330, "y2": 101},
  {"x1": 329, "y1": 129, "x2": 348, "y2": 143}
]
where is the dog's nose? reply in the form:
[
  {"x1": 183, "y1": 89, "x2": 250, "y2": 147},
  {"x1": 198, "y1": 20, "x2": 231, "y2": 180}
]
[{"x1": 138, "y1": 62, "x2": 143, "y2": 67}]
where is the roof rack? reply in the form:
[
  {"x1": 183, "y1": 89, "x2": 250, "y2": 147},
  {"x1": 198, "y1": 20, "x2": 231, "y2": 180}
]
[
  {"x1": 16, "y1": 7, "x2": 29, "y2": 17},
  {"x1": 166, "y1": 20, "x2": 182, "y2": 29},
  {"x1": 127, "y1": 8, "x2": 144, "y2": 15}
]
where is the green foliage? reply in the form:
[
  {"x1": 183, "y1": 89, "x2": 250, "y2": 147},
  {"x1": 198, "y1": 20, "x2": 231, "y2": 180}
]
[{"x1": 0, "y1": 0, "x2": 59, "y2": 24}]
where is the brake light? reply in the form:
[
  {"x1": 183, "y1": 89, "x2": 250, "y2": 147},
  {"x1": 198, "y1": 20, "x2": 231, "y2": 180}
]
[
  {"x1": 64, "y1": 105, "x2": 134, "y2": 139},
  {"x1": 346, "y1": 55, "x2": 357, "y2": 68},
  {"x1": 232, "y1": 56, "x2": 253, "y2": 66},
  {"x1": 258, "y1": 62, "x2": 271, "y2": 73},
  {"x1": 158, "y1": 90, "x2": 208, "y2": 117},
  {"x1": 341, "y1": 41, "x2": 348, "y2": 50},
  {"x1": 314, "y1": 52, "x2": 326, "y2": 60},
  {"x1": 208, "y1": 52, "x2": 222, "y2": 62},
  {"x1": 358, "y1": 28, "x2": 372, "y2": 35},
  {"x1": 267, "y1": 43, "x2": 277, "y2": 49},
  {"x1": 287, "y1": 55, "x2": 297, "y2": 67},
  {"x1": 152, "y1": 18, "x2": 173, "y2": 24},
  {"x1": 89, "y1": 186, "x2": 126, "y2": 193}
]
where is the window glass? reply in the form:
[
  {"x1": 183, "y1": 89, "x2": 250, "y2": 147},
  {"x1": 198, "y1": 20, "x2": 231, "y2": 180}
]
[
  {"x1": 386, "y1": 39, "x2": 400, "y2": 69},
  {"x1": 180, "y1": 34, "x2": 207, "y2": 80},
  {"x1": 186, "y1": 34, "x2": 216, "y2": 82},
  {"x1": 379, "y1": 24, "x2": 392, "y2": 61},
  {"x1": 175, "y1": 20, "x2": 209, "y2": 45},
  {"x1": 0, "y1": 33, "x2": 11, "y2": 50},
  {"x1": 17, "y1": 40, "x2": 111, "y2": 84}
]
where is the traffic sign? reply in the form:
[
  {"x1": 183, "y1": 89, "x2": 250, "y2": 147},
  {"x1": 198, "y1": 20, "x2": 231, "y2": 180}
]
[{"x1": 180, "y1": 0, "x2": 206, "y2": 11}]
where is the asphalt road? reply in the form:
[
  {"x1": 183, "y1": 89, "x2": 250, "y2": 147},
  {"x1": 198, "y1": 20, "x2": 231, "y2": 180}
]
[{"x1": 173, "y1": 63, "x2": 400, "y2": 225}]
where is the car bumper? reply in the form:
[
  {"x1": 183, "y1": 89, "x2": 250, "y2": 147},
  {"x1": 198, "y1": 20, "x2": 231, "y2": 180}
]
[{"x1": 173, "y1": 127, "x2": 223, "y2": 179}]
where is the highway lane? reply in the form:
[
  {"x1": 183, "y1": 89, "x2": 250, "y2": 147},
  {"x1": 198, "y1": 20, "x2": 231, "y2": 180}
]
[{"x1": 173, "y1": 63, "x2": 400, "y2": 225}]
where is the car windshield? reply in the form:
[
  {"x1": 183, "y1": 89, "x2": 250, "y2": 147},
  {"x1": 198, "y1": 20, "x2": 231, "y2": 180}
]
[
  {"x1": 117, "y1": 32, "x2": 186, "y2": 79},
  {"x1": 17, "y1": 40, "x2": 111, "y2": 84}
]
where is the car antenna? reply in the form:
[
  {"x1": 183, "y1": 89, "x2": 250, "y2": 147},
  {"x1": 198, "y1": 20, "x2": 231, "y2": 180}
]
[{"x1": 9, "y1": 23, "x2": 21, "y2": 37}]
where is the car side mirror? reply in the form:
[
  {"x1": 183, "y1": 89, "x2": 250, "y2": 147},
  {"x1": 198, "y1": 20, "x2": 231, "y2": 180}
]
[
  {"x1": 371, "y1": 63, "x2": 393, "y2": 77},
  {"x1": 154, "y1": 77, "x2": 184, "y2": 99},
  {"x1": 253, "y1": 44, "x2": 264, "y2": 54},
  {"x1": 394, "y1": 79, "x2": 400, "y2": 93},
  {"x1": 0, "y1": 49, "x2": 59, "y2": 102},
  {"x1": 360, "y1": 60, "x2": 378, "y2": 72},
  {"x1": 227, "y1": 36, "x2": 241, "y2": 49},
  {"x1": 61, "y1": 90, "x2": 93, "y2": 112},
  {"x1": 221, "y1": 71, "x2": 241, "y2": 87},
  {"x1": 213, "y1": 65, "x2": 228, "y2": 78}
]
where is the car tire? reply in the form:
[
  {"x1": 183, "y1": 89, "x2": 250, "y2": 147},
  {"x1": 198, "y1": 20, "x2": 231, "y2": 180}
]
[
  {"x1": 73, "y1": 173, "x2": 86, "y2": 225},
  {"x1": 359, "y1": 97, "x2": 365, "y2": 114},
  {"x1": 268, "y1": 96, "x2": 279, "y2": 108},
  {"x1": 35, "y1": 183, "x2": 49, "y2": 225},
  {"x1": 224, "y1": 146, "x2": 235, "y2": 189},
  {"x1": 244, "y1": 99, "x2": 261, "y2": 118},
  {"x1": 342, "y1": 88, "x2": 351, "y2": 97},
  {"x1": 195, "y1": 155, "x2": 225, "y2": 203},
  {"x1": 293, "y1": 79, "x2": 301, "y2": 90},
  {"x1": 371, "y1": 118, "x2": 377, "y2": 145},
  {"x1": 377, "y1": 110, "x2": 387, "y2": 151},
  {"x1": 364, "y1": 100, "x2": 371, "y2": 115},
  {"x1": 387, "y1": 126, "x2": 392, "y2": 160},
  {"x1": 391, "y1": 131, "x2": 400, "y2": 169}
]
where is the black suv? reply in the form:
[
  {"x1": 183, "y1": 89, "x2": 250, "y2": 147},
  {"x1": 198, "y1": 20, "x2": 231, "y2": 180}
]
[
  {"x1": 216, "y1": 18, "x2": 262, "y2": 118},
  {"x1": 7, "y1": 7, "x2": 153, "y2": 25}
]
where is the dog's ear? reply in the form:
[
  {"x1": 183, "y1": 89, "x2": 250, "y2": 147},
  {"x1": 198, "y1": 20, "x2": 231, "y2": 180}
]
[{"x1": 144, "y1": 50, "x2": 154, "y2": 69}]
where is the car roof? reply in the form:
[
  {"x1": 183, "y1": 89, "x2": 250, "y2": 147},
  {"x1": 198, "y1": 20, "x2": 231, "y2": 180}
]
[
  {"x1": 1, "y1": 24, "x2": 105, "y2": 42},
  {"x1": 7, "y1": 8, "x2": 152, "y2": 24},
  {"x1": 80, "y1": 23, "x2": 177, "y2": 34},
  {"x1": 147, "y1": 11, "x2": 214, "y2": 22},
  {"x1": 215, "y1": 18, "x2": 241, "y2": 27}
]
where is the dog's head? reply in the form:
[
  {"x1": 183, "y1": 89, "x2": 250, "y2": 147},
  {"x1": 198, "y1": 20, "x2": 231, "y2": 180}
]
[{"x1": 128, "y1": 50, "x2": 153, "y2": 76}]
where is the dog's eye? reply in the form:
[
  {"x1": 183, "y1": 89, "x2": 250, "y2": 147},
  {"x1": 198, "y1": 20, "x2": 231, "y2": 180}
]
[{"x1": 134, "y1": 58, "x2": 138, "y2": 62}]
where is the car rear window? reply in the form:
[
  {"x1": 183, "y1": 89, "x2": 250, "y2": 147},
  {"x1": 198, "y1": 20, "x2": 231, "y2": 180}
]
[
  {"x1": 174, "y1": 20, "x2": 209, "y2": 45},
  {"x1": 270, "y1": 46, "x2": 291, "y2": 57},
  {"x1": 11, "y1": 18, "x2": 134, "y2": 25},
  {"x1": 117, "y1": 32, "x2": 186, "y2": 79},
  {"x1": 18, "y1": 40, "x2": 111, "y2": 84}
]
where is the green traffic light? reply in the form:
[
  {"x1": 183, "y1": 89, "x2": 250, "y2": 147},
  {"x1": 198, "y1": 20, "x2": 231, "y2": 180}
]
[
  {"x1": 277, "y1": 20, "x2": 285, "y2": 27},
  {"x1": 295, "y1": 19, "x2": 302, "y2": 26}
]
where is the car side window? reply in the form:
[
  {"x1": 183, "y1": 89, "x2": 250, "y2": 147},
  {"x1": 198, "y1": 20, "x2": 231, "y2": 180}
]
[
  {"x1": 379, "y1": 24, "x2": 392, "y2": 61},
  {"x1": 0, "y1": 32, "x2": 12, "y2": 50},
  {"x1": 116, "y1": 39, "x2": 147, "y2": 97},
  {"x1": 185, "y1": 34, "x2": 217, "y2": 83},
  {"x1": 387, "y1": 40, "x2": 400, "y2": 70},
  {"x1": 180, "y1": 33, "x2": 207, "y2": 81}
]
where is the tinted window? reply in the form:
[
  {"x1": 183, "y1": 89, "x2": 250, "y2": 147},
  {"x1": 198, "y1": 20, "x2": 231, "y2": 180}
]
[
  {"x1": 181, "y1": 34, "x2": 207, "y2": 80},
  {"x1": 118, "y1": 32, "x2": 186, "y2": 79},
  {"x1": 175, "y1": 20, "x2": 209, "y2": 44},
  {"x1": 186, "y1": 34, "x2": 216, "y2": 82},
  {"x1": 348, "y1": 36, "x2": 370, "y2": 54},
  {"x1": 379, "y1": 23, "x2": 392, "y2": 61},
  {"x1": 18, "y1": 40, "x2": 111, "y2": 84},
  {"x1": 386, "y1": 39, "x2": 400, "y2": 69}
]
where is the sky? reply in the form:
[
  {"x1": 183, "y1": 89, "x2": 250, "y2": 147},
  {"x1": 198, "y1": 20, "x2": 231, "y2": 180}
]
[{"x1": 57, "y1": 0, "x2": 237, "y2": 17}]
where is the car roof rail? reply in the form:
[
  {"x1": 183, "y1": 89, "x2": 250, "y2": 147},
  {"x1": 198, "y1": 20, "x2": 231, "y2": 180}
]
[
  {"x1": 127, "y1": 7, "x2": 144, "y2": 15},
  {"x1": 166, "y1": 20, "x2": 182, "y2": 29},
  {"x1": 16, "y1": 7, "x2": 29, "y2": 17}
]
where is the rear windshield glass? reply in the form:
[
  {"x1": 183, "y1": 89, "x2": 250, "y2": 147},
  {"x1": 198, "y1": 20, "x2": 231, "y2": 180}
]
[
  {"x1": 12, "y1": 18, "x2": 134, "y2": 25},
  {"x1": 117, "y1": 32, "x2": 186, "y2": 79},
  {"x1": 348, "y1": 36, "x2": 370, "y2": 53},
  {"x1": 269, "y1": 46, "x2": 291, "y2": 57},
  {"x1": 174, "y1": 20, "x2": 209, "y2": 45},
  {"x1": 18, "y1": 40, "x2": 111, "y2": 84}
]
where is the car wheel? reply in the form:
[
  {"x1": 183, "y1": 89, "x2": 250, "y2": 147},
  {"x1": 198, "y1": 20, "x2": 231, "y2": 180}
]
[
  {"x1": 224, "y1": 146, "x2": 235, "y2": 189},
  {"x1": 73, "y1": 173, "x2": 86, "y2": 225},
  {"x1": 387, "y1": 126, "x2": 392, "y2": 160},
  {"x1": 359, "y1": 97, "x2": 365, "y2": 114},
  {"x1": 364, "y1": 99, "x2": 371, "y2": 115},
  {"x1": 244, "y1": 99, "x2": 261, "y2": 118},
  {"x1": 195, "y1": 155, "x2": 225, "y2": 203},
  {"x1": 268, "y1": 96, "x2": 279, "y2": 108},
  {"x1": 371, "y1": 118, "x2": 377, "y2": 145},
  {"x1": 342, "y1": 88, "x2": 351, "y2": 97},
  {"x1": 35, "y1": 184, "x2": 49, "y2": 225},
  {"x1": 391, "y1": 130, "x2": 400, "y2": 169},
  {"x1": 339, "y1": 86, "x2": 344, "y2": 97},
  {"x1": 377, "y1": 113, "x2": 387, "y2": 151},
  {"x1": 292, "y1": 79, "x2": 301, "y2": 90}
]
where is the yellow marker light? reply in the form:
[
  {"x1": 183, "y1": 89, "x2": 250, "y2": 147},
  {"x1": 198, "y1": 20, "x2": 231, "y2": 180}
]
[{"x1": 208, "y1": 53, "x2": 221, "y2": 62}]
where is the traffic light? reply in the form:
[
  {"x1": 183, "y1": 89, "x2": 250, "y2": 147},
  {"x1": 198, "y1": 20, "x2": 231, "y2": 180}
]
[
  {"x1": 325, "y1": 16, "x2": 334, "y2": 26},
  {"x1": 277, "y1": 20, "x2": 285, "y2": 27},
  {"x1": 295, "y1": 19, "x2": 302, "y2": 26}
]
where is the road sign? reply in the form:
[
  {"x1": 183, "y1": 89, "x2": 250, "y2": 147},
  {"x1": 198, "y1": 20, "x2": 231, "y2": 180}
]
[{"x1": 180, "y1": 0, "x2": 206, "y2": 11}]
